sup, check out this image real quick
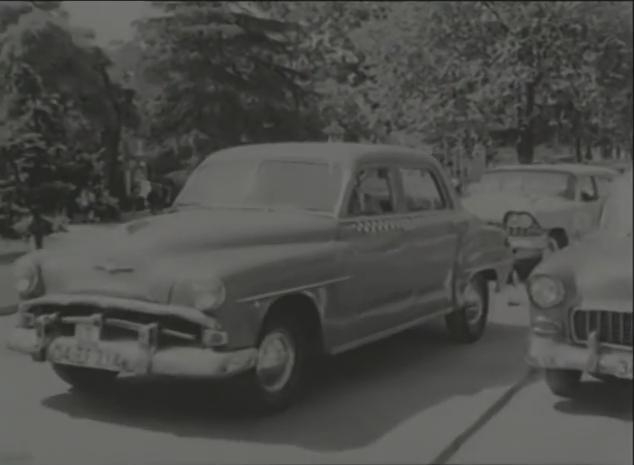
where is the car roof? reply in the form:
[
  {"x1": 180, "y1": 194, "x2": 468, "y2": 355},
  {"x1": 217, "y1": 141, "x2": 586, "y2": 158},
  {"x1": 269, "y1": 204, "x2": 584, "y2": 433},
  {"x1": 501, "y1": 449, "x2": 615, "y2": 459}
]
[
  {"x1": 204, "y1": 142, "x2": 437, "y2": 167},
  {"x1": 487, "y1": 163, "x2": 618, "y2": 177}
]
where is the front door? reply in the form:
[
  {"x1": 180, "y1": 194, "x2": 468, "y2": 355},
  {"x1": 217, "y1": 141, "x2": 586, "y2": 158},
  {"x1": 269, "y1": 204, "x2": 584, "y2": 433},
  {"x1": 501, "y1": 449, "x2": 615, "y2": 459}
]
[
  {"x1": 335, "y1": 165, "x2": 412, "y2": 346},
  {"x1": 397, "y1": 165, "x2": 462, "y2": 321}
]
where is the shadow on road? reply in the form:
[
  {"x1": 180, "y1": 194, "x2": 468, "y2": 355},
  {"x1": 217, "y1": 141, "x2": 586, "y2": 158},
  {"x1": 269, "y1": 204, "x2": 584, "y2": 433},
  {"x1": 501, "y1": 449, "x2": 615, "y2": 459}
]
[
  {"x1": 553, "y1": 378, "x2": 633, "y2": 422},
  {"x1": 41, "y1": 321, "x2": 531, "y2": 452}
]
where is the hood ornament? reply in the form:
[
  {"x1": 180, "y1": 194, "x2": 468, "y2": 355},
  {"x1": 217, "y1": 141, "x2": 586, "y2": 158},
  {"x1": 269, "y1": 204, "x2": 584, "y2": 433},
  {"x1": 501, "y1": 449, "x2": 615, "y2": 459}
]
[{"x1": 95, "y1": 259, "x2": 134, "y2": 274}]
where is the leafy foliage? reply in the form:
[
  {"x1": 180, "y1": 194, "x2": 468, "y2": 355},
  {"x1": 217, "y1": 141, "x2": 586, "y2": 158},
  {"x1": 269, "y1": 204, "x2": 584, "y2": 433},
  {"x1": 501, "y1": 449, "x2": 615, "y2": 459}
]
[
  {"x1": 132, "y1": 1, "x2": 323, "y2": 163},
  {"x1": 0, "y1": 2, "x2": 141, "y2": 239}
]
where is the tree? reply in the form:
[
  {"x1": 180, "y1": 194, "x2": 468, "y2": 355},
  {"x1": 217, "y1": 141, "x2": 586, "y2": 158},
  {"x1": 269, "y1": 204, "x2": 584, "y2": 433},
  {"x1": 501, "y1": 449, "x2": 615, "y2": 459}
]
[
  {"x1": 0, "y1": 2, "x2": 139, "y2": 241},
  {"x1": 272, "y1": 1, "x2": 394, "y2": 143},
  {"x1": 339, "y1": 1, "x2": 632, "y2": 164},
  {"x1": 132, "y1": 1, "x2": 322, "y2": 160}
]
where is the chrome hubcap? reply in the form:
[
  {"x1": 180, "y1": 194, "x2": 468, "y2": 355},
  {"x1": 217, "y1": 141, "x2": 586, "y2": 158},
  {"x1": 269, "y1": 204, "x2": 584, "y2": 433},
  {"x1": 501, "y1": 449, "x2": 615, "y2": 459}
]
[
  {"x1": 464, "y1": 282, "x2": 484, "y2": 326},
  {"x1": 256, "y1": 330, "x2": 296, "y2": 393}
]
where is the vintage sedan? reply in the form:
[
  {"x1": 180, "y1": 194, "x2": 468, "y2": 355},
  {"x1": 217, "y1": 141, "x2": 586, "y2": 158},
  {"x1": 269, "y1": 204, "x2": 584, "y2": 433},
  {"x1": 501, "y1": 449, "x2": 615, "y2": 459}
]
[
  {"x1": 7, "y1": 143, "x2": 513, "y2": 412},
  {"x1": 462, "y1": 164, "x2": 618, "y2": 277},
  {"x1": 526, "y1": 171, "x2": 632, "y2": 397}
]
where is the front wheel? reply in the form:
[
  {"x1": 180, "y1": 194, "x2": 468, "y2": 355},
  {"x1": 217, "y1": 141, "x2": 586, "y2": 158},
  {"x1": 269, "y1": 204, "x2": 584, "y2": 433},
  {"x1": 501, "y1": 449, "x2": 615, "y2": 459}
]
[
  {"x1": 445, "y1": 274, "x2": 489, "y2": 343},
  {"x1": 544, "y1": 369, "x2": 582, "y2": 398},
  {"x1": 242, "y1": 315, "x2": 308, "y2": 414},
  {"x1": 52, "y1": 364, "x2": 118, "y2": 392}
]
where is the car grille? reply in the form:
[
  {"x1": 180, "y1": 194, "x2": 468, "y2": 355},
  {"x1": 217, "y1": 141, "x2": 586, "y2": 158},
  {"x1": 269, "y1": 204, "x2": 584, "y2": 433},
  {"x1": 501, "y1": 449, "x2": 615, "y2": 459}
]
[
  {"x1": 505, "y1": 226, "x2": 543, "y2": 237},
  {"x1": 22, "y1": 304, "x2": 202, "y2": 346},
  {"x1": 571, "y1": 309, "x2": 633, "y2": 348}
]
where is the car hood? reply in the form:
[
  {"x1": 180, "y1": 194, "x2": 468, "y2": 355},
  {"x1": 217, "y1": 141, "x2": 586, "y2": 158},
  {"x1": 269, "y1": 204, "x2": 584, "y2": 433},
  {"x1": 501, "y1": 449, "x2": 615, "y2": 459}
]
[
  {"x1": 461, "y1": 192, "x2": 569, "y2": 223},
  {"x1": 36, "y1": 208, "x2": 336, "y2": 302},
  {"x1": 62, "y1": 207, "x2": 335, "y2": 257},
  {"x1": 536, "y1": 233, "x2": 633, "y2": 309}
]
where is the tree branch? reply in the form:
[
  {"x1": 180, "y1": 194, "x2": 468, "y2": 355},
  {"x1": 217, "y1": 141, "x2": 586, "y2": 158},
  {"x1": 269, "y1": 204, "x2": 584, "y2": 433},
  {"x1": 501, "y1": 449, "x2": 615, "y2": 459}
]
[{"x1": 481, "y1": 1, "x2": 512, "y2": 34}]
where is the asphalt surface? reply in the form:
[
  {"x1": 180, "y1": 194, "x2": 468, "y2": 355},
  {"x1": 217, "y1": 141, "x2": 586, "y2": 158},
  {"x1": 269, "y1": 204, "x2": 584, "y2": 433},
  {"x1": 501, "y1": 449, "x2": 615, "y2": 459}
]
[{"x1": 0, "y1": 260, "x2": 631, "y2": 465}]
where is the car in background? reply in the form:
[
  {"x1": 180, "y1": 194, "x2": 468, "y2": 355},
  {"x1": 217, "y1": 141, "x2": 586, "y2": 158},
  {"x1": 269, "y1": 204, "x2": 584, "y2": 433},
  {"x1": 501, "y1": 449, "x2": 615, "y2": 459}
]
[
  {"x1": 525, "y1": 170, "x2": 632, "y2": 396},
  {"x1": 7, "y1": 142, "x2": 513, "y2": 412},
  {"x1": 462, "y1": 164, "x2": 618, "y2": 278},
  {"x1": 586, "y1": 159, "x2": 632, "y2": 175}
]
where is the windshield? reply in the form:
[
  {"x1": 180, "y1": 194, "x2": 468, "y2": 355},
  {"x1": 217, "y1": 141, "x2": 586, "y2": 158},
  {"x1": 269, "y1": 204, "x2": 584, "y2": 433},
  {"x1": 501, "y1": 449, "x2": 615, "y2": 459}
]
[
  {"x1": 174, "y1": 159, "x2": 343, "y2": 213},
  {"x1": 468, "y1": 170, "x2": 575, "y2": 200},
  {"x1": 600, "y1": 176, "x2": 633, "y2": 237}
]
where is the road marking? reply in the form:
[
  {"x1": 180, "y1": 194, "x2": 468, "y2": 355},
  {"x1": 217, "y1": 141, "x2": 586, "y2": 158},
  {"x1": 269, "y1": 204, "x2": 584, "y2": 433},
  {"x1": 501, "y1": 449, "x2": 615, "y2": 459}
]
[{"x1": 431, "y1": 367, "x2": 539, "y2": 464}]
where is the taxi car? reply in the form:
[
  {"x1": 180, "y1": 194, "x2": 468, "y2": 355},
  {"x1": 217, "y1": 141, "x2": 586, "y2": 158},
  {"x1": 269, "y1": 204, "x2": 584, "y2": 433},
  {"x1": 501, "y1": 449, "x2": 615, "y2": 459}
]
[
  {"x1": 526, "y1": 171, "x2": 632, "y2": 396},
  {"x1": 462, "y1": 164, "x2": 618, "y2": 277},
  {"x1": 7, "y1": 143, "x2": 513, "y2": 412}
]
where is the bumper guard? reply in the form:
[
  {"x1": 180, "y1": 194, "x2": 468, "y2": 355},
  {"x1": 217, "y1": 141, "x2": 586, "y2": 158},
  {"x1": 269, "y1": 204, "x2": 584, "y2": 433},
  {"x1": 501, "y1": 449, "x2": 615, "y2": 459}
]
[{"x1": 527, "y1": 333, "x2": 633, "y2": 380}]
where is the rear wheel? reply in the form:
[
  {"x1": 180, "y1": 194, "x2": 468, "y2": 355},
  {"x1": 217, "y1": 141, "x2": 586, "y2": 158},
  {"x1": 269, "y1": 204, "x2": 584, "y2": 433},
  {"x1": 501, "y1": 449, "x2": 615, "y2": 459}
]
[
  {"x1": 445, "y1": 274, "x2": 489, "y2": 343},
  {"x1": 52, "y1": 364, "x2": 118, "y2": 392},
  {"x1": 544, "y1": 369, "x2": 582, "y2": 398}
]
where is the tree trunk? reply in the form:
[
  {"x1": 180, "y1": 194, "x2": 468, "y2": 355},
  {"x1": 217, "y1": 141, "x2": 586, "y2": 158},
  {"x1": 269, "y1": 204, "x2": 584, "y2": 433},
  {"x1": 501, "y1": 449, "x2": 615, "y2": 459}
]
[
  {"x1": 29, "y1": 210, "x2": 44, "y2": 249},
  {"x1": 102, "y1": 127, "x2": 122, "y2": 200},
  {"x1": 98, "y1": 66, "x2": 125, "y2": 202},
  {"x1": 516, "y1": 82, "x2": 537, "y2": 164},
  {"x1": 571, "y1": 109, "x2": 583, "y2": 163},
  {"x1": 585, "y1": 141, "x2": 593, "y2": 161}
]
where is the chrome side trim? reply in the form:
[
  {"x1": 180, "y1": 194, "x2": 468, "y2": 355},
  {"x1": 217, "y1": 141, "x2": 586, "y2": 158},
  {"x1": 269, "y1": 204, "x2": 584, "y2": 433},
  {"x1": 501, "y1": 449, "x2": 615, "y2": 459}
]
[
  {"x1": 236, "y1": 276, "x2": 352, "y2": 304},
  {"x1": 330, "y1": 307, "x2": 454, "y2": 355}
]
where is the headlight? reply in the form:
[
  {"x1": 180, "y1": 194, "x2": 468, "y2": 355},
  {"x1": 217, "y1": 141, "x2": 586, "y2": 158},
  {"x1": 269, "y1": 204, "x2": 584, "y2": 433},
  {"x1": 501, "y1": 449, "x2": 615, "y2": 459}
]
[
  {"x1": 504, "y1": 211, "x2": 543, "y2": 236},
  {"x1": 528, "y1": 275, "x2": 566, "y2": 309},
  {"x1": 12, "y1": 256, "x2": 41, "y2": 298},
  {"x1": 504, "y1": 211, "x2": 537, "y2": 229},
  {"x1": 190, "y1": 278, "x2": 226, "y2": 312}
]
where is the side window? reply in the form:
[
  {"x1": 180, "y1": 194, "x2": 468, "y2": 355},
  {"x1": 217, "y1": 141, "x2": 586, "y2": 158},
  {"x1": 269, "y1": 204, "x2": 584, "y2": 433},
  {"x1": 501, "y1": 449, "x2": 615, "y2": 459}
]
[
  {"x1": 348, "y1": 167, "x2": 396, "y2": 217},
  {"x1": 399, "y1": 167, "x2": 447, "y2": 212},
  {"x1": 578, "y1": 176, "x2": 599, "y2": 202}
]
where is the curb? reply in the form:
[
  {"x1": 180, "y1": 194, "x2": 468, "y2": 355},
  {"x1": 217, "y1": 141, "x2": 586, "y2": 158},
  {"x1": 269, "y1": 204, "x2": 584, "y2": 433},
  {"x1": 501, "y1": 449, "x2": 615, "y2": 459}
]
[{"x1": 431, "y1": 367, "x2": 539, "y2": 464}]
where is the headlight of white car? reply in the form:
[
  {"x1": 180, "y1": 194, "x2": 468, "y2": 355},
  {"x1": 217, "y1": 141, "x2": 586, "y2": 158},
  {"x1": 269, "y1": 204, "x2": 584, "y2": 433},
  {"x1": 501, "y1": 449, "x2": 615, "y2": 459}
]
[
  {"x1": 504, "y1": 211, "x2": 538, "y2": 229},
  {"x1": 528, "y1": 275, "x2": 566, "y2": 309},
  {"x1": 13, "y1": 256, "x2": 42, "y2": 298}
]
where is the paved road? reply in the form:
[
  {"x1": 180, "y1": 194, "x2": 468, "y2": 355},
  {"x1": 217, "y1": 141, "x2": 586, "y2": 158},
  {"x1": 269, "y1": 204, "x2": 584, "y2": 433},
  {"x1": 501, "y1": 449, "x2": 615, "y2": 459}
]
[{"x1": 0, "y1": 261, "x2": 631, "y2": 465}]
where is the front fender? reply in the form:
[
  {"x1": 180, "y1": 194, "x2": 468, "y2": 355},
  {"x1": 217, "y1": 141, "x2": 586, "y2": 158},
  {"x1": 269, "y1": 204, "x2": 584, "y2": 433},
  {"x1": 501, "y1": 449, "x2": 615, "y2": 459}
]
[
  {"x1": 174, "y1": 242, "x2": 346, "y2": 350},
  {"x1": 533, "y1": 209, "x2": 574, "y2": 235}
]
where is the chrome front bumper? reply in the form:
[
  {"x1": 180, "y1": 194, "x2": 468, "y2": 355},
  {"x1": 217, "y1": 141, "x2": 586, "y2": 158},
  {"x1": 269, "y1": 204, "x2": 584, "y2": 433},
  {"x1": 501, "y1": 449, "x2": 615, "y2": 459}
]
[
  {"x1": 526, "y1": 334, "x2": 633, "y2": 380},
  {"x1": 509, "y1": 235, "x2": 550, "y2": 260},
  {"x1": 7, "y1": 295, "x2": 258, "y2": 379},
  {"x1": 7, "y1": 327, "x2": 257, "y2": 378}
]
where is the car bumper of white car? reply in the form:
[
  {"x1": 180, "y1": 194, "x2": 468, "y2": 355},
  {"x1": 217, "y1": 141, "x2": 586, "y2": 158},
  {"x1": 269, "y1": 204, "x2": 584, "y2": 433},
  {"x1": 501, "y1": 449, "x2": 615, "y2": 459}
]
[
  {"x1": 526, "y1": 334, "x2": 633, "y2": 380},
  {"x1": 6, "y1": 327, "x2": 258, "y2": 379},
  {"x1": 508, "y1": 235, "x2": 550, "y2": 260}
]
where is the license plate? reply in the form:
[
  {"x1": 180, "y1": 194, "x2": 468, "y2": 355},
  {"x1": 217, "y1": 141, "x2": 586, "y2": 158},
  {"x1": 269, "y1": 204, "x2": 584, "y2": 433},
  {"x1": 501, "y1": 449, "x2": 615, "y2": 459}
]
[{"x1": 47, "y1": 340, "x2": 122, "y2": 371}]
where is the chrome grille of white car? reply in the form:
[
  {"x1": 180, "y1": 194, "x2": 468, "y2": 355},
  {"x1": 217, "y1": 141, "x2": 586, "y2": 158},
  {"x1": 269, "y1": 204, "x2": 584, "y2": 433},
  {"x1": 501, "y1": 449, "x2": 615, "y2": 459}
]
[{"x1": 571, "y1": 309, "x2": 633, "y2": 348}]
